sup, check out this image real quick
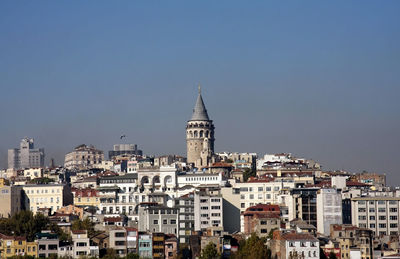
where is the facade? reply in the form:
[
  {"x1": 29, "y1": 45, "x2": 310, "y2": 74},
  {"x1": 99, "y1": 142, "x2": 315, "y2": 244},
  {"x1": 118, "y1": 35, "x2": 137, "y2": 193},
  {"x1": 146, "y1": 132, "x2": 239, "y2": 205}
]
[
  {"x1": 138, "y1": 204, "x2": 179, "y2": 236},
  {"x1": 126, "y1": 228, "x2": 138, "y2": 253},
  {"x1": 351, "y1": 197, "x2": 400, "y2": 237},
  {"x1": 176, "y1": 193, "x2": 195, "y2": 244},
  {"x1": 0, "y1": 234, "x2": 37, "y2": 259},
  {"x1": 316, "y1": 188, "x2": 343, "y2": 236},
  {"x1": 109, "y1": 228, "x2": 127, "y2": 257},
  {"x1": 242, "y1": 204, "x2": 280, "y2": 237},
  {"x1": 73, "y1": 188, "x2": 100, "y2": 207},
  {"x1": 186, "y1": 86, "x2": 215, "y2": 168},
  {"x1": 221, "y1": 186, "x2": 241, "y2": 233},
  {"x1": 194, "y1": 188, "x2": 223, "y2": 231},
  {"x1": 8, "y1": 137, "x2": 45, "y2": 169},
  {"x1": 108, "y1": 144, "x2": 142, "y2": 160},
  {"x1": 271, "y1": 230, "x2": 320, "y2": 259},
  {"x1": 36, "y1": 232, "x2": 59, "y2": 258},
  {"x1": 152, "y1": 233, "x2": 165, "y2": 259},
  {"x1": 138, "y1": 233, "x2": 152, "y2": 258},
  {"x1": 64, "y1": 144, "x2": 104, "y2": 170},
  {"x1": 0, "y1": 185, "x2": 22, "y2": 217},
  {"x1": 22, "y1": 184, "x2": 73, "y2": 214}
]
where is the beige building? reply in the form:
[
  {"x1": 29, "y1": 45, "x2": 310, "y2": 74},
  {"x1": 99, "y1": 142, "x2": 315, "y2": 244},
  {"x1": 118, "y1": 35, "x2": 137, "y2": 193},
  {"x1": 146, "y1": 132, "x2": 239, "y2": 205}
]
[
  {"x1": 186, "y1": 86, "x2": 215, "y2": 168},
  {"x1": 64, "y1": 144, "x2": 104, "y2": 170},
  {"x1": 351, "y1": 197, "x2": 400, "y2": 237},
  {"x1": 22, "y1": 184, "x2": 73, "y2": 214},
  {"x1": 0, "y1": 185, "x2": 23, "y2": 217}
]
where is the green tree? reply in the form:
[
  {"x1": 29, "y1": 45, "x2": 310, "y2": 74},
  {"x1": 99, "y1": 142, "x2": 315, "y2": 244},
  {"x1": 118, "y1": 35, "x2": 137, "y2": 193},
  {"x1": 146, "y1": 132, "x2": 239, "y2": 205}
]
[
  {"x1": 328, "y1": 251, "x2": 337, "y2": 259},
  {"x1": 72, "y1": 218, "x2": 96, "y2": 237},
  {"x1": 243, "y1": 168, "x2": 256, "y2": 182},
  {"x1": 125, "y1": 253, "x2": 140, "y2": 259},
  {"x1": 234, "y1": 233, "x2": 271, "y2": 259},
  {"x1": 199, "y1": 242, "x2": 219, "y2": 259}
]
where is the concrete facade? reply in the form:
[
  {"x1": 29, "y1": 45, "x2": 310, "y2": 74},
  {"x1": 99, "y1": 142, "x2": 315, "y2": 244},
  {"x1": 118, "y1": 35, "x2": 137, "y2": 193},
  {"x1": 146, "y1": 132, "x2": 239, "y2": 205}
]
[
  {"x1": 0, "y1": 185, "x2": 22, "y2": 217},
  {"x1": 8, "y1": 138, "x2": 45, "y2": 170}
]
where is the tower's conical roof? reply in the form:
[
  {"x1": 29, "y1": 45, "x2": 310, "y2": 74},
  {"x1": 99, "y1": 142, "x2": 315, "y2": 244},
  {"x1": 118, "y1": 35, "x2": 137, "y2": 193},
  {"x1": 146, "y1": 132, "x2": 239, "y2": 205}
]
[{"x1": 190, "y1": 86, "x2": 210, "y2": 121}]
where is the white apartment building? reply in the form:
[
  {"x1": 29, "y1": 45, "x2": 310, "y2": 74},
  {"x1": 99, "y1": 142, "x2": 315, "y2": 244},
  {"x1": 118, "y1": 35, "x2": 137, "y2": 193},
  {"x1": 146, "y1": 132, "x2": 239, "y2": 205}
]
[
  {"x1": 351, "y1": 197, "x2": 400, "y2": 237},
  {"x1": 194, "y1": 190, "x2": 223, "y2": 231},
  {"x1": 317, "y1": 188, "x2": 342, "y2": 236},
  {"x1": 235, "y1": 180, "x2": 296, "y2": 212},
  {"x1": 22, "y1": 184, "x2": 72, "y2": 213}
]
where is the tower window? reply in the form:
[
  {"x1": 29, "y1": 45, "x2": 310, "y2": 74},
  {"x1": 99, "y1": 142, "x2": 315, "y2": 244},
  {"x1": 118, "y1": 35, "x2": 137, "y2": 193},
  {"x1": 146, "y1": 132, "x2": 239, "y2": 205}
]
[
  {"x1": 200, "y1": 130, "x2": 203, "y2": 137},
  {"x1": 194, "y1": 131, "x2": 198, "y2": 138}
]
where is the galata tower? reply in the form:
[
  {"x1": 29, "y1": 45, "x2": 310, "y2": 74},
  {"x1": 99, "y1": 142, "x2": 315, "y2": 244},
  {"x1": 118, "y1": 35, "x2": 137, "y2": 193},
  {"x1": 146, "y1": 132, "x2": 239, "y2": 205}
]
[{"x1": 186, "y1": 85, "x2": 215, "y2": 168}]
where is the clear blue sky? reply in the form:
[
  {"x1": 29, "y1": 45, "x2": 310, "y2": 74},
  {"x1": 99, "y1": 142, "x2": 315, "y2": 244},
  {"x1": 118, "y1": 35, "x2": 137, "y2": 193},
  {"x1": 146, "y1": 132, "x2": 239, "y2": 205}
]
[{"x1": 1, "y1": 1, "x2": 399, "y2": 184}]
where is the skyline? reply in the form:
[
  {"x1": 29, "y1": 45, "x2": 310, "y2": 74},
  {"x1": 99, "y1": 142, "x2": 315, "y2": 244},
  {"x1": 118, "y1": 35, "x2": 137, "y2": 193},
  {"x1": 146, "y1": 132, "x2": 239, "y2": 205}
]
[{"x1": 1, "y1": 1, "x2": 400, "y2": 185}]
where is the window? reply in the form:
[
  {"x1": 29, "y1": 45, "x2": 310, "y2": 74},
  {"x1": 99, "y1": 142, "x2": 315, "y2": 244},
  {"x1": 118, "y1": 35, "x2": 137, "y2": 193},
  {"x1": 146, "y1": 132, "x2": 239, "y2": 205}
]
[
  {"x1": 379, "y1": 216, "x2": 386, "y2": 220},
  {"x1": 390, "y1": 223, "x2": 398, "y2": 228},
  {"x1": 358, "y1": 208, "x2": 366, "y2": 213},
  {"x1": 258, "y1": 187, "x2": 263, "y2": 192},
  {"x1": 378, "y1": 208, "x2": 386, "y2": 213},
  {"x1": 163, "y1": 219, "x2": 167, "y2": 224},
  {"x1": 379, "y1": 223, "x2": 386, "y2": 228},
  {"x1": 378, "y1": 201, "x2": 385, "y2": 205},
  {"x1": 359, "y1": 216, "x2": 366, "y2": 220},
  {"x1": 370, "y1": 224, "x2": 376, "y2": 228},
  {"x1": 358, "y1": 201, "x2": 366, "y2": 205},
  {"x1": 369, "y1": 208, "x2": 375, "y2": 213},
  {"x1": 289, "y1": 242, "x2": 295, "y2": 247},
  {"x1": 211, "y1": 206, "x2": 220, "y2": 210},
  {"x1": 389, "y1": 200, "x2": 397, "y2": 205},
  {"x1": 153, "y1": 220, "x2": 158, "y2": 225},
  {"x1": 241, "y1": 203, "x2": 245, "y2": 208},
  {"x1": 390, "y1": 208, "x2": 398, "y2": 213},
  {"x1": 170, "y1": 219, "x2": 176, "y2": 224},
  {"x1": 249, "y1": 194, "x2": 254, "y2": 199},
  {"x1": 370, "y1": 216, "x2": 375, "y2": 220},
  {"x1": 266, "y1": 194, "x2": 271, "y2": 199},
  {"x1": 390, "y1": 216, "x2": 398, "y2": 221},
  {"x1": 240, "y1": 195, "x2": 245, "y2": 199},
  {"x1": 265, "y1": 187, "x2": 271, "y2": 191},
  {"x1": 260, "y1": 229, "x2": 268, "y2": 233}
]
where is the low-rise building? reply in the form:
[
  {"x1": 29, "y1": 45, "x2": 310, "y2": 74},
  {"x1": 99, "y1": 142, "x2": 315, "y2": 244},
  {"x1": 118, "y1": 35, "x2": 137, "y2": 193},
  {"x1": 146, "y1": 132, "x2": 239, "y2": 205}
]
[
  {"x1": 271, "y1": 230, "x2": 320, "y2": 259},
  {"x1": 36, "y1": 231, "x2": 59, "y2": 258},
  {"x1": 22, "y1": 184, "x2": 73, "y2": 214},
  {"x1": 109, "y1": 228, "x2": 127, "y2": 257},
  {"x1": 242, "y1": 204, "x2": 280, "y2": 237},
  {"x1": 138, "y1": 233, "x2": 152, "y2": 259}
]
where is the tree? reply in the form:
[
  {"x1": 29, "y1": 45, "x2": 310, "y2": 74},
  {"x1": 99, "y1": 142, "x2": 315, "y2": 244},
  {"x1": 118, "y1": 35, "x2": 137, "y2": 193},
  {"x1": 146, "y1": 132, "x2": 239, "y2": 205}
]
[
  {"x1": 125, "y1": 253, "x2": 140, "y2": 259},
  {"x1": 328, "y1": 251, "x2": 337, "y2": 259},
  {"x1": 234, "y1": 233, "x2": 271, "y2": 259},
  {"x1": 243, "y1": 168, "x2": 256, "y2": 182},
  {"x1": 71, "y1": 217, "x2": 96, "y2": 237},
  {"x1": 199, "y1": 242, "x2": 219, "y2": 259}
]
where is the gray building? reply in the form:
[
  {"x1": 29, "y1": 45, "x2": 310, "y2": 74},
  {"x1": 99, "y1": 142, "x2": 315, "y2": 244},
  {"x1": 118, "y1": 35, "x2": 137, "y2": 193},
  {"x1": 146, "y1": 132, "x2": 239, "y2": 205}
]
[
  {"x1": 109, "y1": 144, "x2": 142, "y2": 160},
  {"x1": 8, "y1": 137, "x2": 45, "y2": 169},
  {"x1": 175, "y1": 192, "x2": 195, "y2": 244},
  {"x1": 138, "y1": 203, "x2": 178, "y2": 236},
  {"x1": 109, "y1": 228, "x2": 127, "y2": 257},
  {"x1": 0, "y1": 185, "x2": 23, "y2": 217},
  {"x1": 36, "y1": 231, "x2": 59, "y2": 258}
]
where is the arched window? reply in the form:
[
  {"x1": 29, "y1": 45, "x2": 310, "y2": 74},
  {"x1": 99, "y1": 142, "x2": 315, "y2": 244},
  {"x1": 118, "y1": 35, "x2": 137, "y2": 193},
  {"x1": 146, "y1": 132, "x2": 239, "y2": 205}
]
[
  {"x1": 200, "y1": 130, "x2": 203, "y2": 138},
  {"x1": 190, "y1": 131, "x2": 193, "y2": 138},
  {"x1": 194, "y1": 131, "x2": 198, "y2": 138},
  {"x1": 205, "y1": 131, "x2": 209, "y2": 138}
]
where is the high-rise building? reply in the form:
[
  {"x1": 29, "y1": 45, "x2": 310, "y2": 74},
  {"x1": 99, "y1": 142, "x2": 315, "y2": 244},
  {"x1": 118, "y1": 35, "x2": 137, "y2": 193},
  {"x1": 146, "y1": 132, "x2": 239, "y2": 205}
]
[
  {"x1": 186, "y1": 86, "x2": 215, "y2": 168},
  {"x1": 8, "y1": 137, "x2": 45, "y2": 169}
]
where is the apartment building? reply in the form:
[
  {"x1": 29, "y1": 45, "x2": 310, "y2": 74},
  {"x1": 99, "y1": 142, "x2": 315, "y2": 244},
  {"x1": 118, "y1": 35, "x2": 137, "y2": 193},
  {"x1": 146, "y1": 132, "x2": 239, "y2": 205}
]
[
  {"x1": 242, "y1": 204, "x2": 280, "y2": 237},
  {"x1": 36, "y1": 232, "x2": 59, "y2": 258},
  {"x1": 194, "y1": 188, "x2": 223, "y2": 231},
  {"x1": 73, "y1": 188, "x2": 100, "y2": 207},
  {"x1": 351, "y1": 197, "x2": 400, "y2": 237},
  {"x1": 64, "y1": 144, "x2": 104, "y2": 170},
  {"x1": 316, "y1": 188, "x2": 343, "y2": 236},
  {"x1": 0, "y1": 234, "x2": 37, "y2": 259},
  {"x1": 138, "y1": 233, "x2": 152, "y2": 258},
  {"x1": 175, "y1": 192, "x2": 195, "y2": 244},
  {"x1": 109, "y1": 228, "x2": 127, "y2": 257},
  {"x1": 22, "y1": 184, "x2": 72, "y2": 214},
  {"x1": 0, "y1": 185, "x2": 22, "y2": 217},
  {"x1": 271, "y1": 230, "x2": 320, "y2": 259},
  {"x1": 235, "y1": 179, "x2": 296, "y2": 213},
  {"x1": 138, "y1": 204, "x2": 179, "y2": 236}
]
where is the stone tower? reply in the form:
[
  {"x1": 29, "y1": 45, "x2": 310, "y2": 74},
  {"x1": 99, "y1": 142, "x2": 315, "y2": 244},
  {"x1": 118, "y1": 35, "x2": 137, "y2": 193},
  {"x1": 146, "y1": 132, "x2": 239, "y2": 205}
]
[{"x1": 186, "y1": 85, "x2": 215, "y2": 168}]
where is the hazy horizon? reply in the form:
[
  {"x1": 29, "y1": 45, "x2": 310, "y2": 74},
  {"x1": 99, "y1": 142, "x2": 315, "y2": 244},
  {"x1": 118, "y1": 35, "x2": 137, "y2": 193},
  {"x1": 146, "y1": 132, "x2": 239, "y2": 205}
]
[{"x1": 1, "y1": 1, "x2": 399, "y2": 185}]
